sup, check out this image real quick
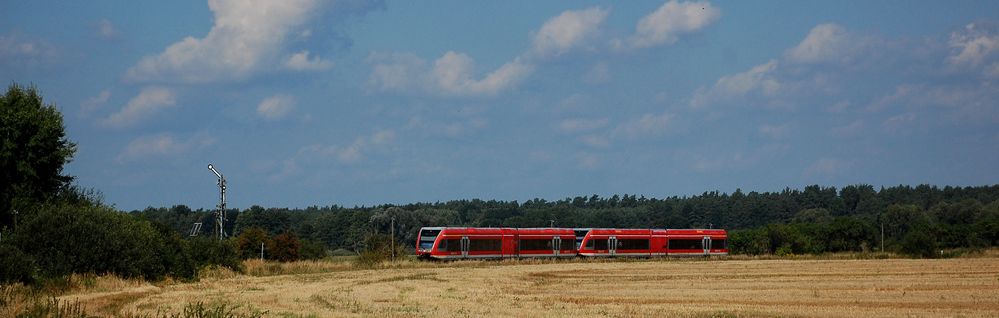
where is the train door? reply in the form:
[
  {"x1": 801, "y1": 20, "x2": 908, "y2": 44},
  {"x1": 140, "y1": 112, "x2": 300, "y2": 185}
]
[
  {"x1": 702, "y1": 236, "x2": 711, "y2": 255},
  {"x1": 552, "y1": 237, "x2": 561, "y2": 256},
  {"x1": 461, "y1": 236, "x2": 469, "y2": 258},
  {"x1": 609, "y1": 236, "x2": 617, "y2": 256}
]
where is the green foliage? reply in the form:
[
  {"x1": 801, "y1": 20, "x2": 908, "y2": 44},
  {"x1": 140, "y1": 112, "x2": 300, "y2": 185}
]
[
  {"x1": 187, "y1": 237, "x2": 244, "y2": 273},
  {"x1": 1, "y1": 83, "x2": 77, "y2": 227},
  {"x1": 8, "y1": 203, "x2": 178, "y2": 280},
  {"x1": 0, "y1": 242, "x2": 36, "y2": 284},
  {"x1": 298, "y1": 239, "x2": 327, "y2": 260},
  {"x1": 900, "y1": 227, "x2": 938, "y2": 258},
  {"x1": 728, "y1": 228, "x2": 768, "y2": 255},
  {"x1": 130, "y1": 184, "x2": 999, "y2": 258}
]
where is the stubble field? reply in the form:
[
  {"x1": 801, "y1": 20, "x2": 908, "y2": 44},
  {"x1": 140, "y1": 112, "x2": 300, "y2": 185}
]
[{"x1": 56, "y1": 256, "x2": 999, "y2": 317}]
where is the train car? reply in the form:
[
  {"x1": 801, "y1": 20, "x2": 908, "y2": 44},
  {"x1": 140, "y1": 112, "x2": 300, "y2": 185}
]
[
  {"x1": 415, "y1": 227, "x2": 575, "y2": 260},
  {"x1": 515, "y1": 228, "x2": 576, "y2": 258},
  {"x1": 578, "y1": 228, "x2": 728, "y2": 257},
  {"x1": 418, "y1": 227, "x2": 726, "y2": 259},
  {"x1": 664, "y1": 229, "x2": 728, "y2": 256},
  {"x1": 577, "y1": 229, "x2": 656, "y2": 257}
]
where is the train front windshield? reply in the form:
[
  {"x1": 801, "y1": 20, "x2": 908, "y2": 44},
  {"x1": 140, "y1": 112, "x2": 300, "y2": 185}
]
[{"x1": 419, "y1": 228, "x2": 441, "y2": 250}]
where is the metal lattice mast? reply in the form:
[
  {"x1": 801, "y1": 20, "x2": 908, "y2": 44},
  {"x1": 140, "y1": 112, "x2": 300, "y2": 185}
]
[{"x1": 208, "y1": 164, "x2": 227, "y2": 240}]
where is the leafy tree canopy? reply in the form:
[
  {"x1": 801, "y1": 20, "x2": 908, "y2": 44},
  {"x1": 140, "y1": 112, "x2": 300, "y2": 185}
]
[{"x1": 1, "y1": 83, "x2": 76, "y2": 227}]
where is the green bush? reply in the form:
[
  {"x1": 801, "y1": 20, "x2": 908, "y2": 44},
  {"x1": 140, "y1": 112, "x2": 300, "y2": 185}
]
[
  {"x1": 9, "y1": 203, "x2": 175, "y2": 280},
  {"x1": 188, "y1": 237, "x2": 244, "y2": 273},
  {"x1": 298, "y1": 239, "x2": 328, "y2": 260},
  {"x1": 900, "y1": 229, "x2": 938, "y2": 258},
  {"x1": 0, "y1": 243, "x2": 36, "y2": 284},
  {"x1": 3, "y1": 203, "x2": 240, "y2": 282},
  {"x1": 728, "y1": 228, "x2": 769, "y2": 255}
]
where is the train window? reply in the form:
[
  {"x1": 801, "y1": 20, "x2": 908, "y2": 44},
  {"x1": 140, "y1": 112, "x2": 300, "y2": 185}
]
[
  {"x1": 593, "y1": 238, "x2": 609, "y2": 250},
  {"x1": 420, "y1": 229, "x2": 441, "y2": 238},
  {"x1": 585, "y1": 239, "x2": 594, "y2": 249},
  {"x1": 560, "y1": 239, "x2": 575, "y2": 251},
  {"x1": 618, "y1": 239, "x2": 649, "y2": 250},
  {"x1": 418, "y1": 230, "x2": 440, "y2": 250},
  {"x1": 711, "y1": 239, "x2": 726, "y2": 249},
  {"x1": 520, "y1": 239, "x2": 553, "y2": 251},
  {"x1": 438, "y1": 239, "x2": 461, "y2": 252},
  {"x1": 468, "y1": 239, "x2": 502, "y2": 251},
  {"x1": 668, "y1": 239, "x2": 702, "y2": 250}
]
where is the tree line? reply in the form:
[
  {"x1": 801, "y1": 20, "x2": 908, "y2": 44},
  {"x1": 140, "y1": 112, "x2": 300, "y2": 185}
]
[{"x1": 135, "y1": 184, "x2": 999, "y2": 258}]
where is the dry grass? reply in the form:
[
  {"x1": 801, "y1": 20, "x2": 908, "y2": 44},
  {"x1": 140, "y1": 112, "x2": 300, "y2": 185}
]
[{"x1": 32, "y1": 254, "x2": 999, "y2": 317}]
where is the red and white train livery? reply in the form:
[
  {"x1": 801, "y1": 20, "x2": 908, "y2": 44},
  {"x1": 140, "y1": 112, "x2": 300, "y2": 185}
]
[{"x1": 416, "y1": 227, "x2": 727, "y2": 260}]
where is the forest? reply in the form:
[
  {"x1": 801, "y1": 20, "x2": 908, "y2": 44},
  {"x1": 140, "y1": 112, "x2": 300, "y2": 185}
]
[{"x1": 136, "y1": 183, "x2": 999, "y2": 258}]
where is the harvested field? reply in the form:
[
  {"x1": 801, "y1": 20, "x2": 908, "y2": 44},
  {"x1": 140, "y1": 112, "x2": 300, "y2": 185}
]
[{"x1": 60, "y1": 257, "x2": 999, "y2": 317}]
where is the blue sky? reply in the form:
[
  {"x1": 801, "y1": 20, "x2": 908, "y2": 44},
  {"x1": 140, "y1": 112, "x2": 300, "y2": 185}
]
[{"x1": 2, "y1": 1, "x2": 998, "y2": 211}]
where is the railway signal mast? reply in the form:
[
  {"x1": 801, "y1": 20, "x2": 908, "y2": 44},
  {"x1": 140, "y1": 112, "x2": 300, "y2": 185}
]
[{"x1": 208, "y1": 163, "x2": 227, "y2": 240}]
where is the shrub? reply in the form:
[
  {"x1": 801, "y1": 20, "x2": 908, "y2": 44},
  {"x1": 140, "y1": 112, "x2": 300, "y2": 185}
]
[
  {"x1": 267, "y1": 230, "x2": 301, "y2": 262},
  {"x1": 235, "y1": 227, "x2": 270, "y2": 260},
  {"x1": 188, "y1": 237, "x2": 244, "y2": 273},
  {"x1": 298, "y1": 239, "x2": 328, "y2": 260},
  {"x1": 900, "y1": 229, "x2": 938, "y2": 258},
  {"x1": 0, "y1": 243, "x2": 36, "y2": 284},
  {"x1": 9, "y1": 203, "x2": 179, "y2": 280}
]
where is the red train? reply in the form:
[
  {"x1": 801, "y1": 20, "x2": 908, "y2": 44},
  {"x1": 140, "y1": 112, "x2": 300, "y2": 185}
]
[{"x1": 416, "y1": 227, "x2": 727, "y2": 259}]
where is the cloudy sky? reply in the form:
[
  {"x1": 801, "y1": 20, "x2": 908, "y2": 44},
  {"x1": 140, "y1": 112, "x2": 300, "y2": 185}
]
[{"x1": 3, "y1": 1, "x2": 998, "y2": 211}]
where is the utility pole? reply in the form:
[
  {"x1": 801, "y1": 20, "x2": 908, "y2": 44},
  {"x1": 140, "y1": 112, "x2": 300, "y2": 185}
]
[
  {"x1": 880, "y1": 222, "x2": 884, "y2": 253},
  {"x1": 208, "y1": 164, "x2": 227, "y2": 241},
  {"x1": 391, "y1": 217, "x2": 396, "y2": 262},
  {"x1": 550, "y1": 220, "x2": 555, "y2": 228},
  {"x1": 260, "y1": 242, "x2": 264, "y2": 261}
]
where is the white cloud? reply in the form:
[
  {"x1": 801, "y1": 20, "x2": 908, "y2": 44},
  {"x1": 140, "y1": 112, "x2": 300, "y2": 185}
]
[
  {"x1": 435, "y1": 52, "x2": 534, "y2": 96},
  {"x1": 257, "y1": 94, "x2": 295, "y2": 120},
  {"x1": 298, "y1": 129, "x2": 396, "y2": 164},
  {"x1": 405, "y1": 116, "x2": 488, "y2": 138},
  {"x1": 0, "y1": 33, "x2": 58, "y2": 67},
  {"x1": 614, "y1": 112, "x2": 675, "y2": 138},
  {"x1": 690, "y1": 60, "x2": 780, "y2": 108},
  {"x1": 125, "y1": 0, "x2": 321, "y2": 83},
  {"x1": 103, "y1": 87, "x2": 176, "y2": 128},
  {"x1": 583, "y1": 62, "x2": 611, "y2": 84},
  {"x1": 576, "y1": 152, "x2": 600, "y2": 169},
  {"x1": 366, "y1": 52, "x2": 427, "y2": 93},
  {"x1": 368, "y1": 51, "x2": 533, "y2": 96},
  {"x1": 96, "y1": 19, "x2": 117, "y2": 39},
  {"x1": 759, "y1": 123, "x2": 789, "y2": 139},
  {"x1": 580, "y1": 135, "x2": 611, "y2": 148},
  {"x1": 366, "y1": 6, "x2": 618, "y2": 97},
  {"x1": 530, "y1": 7, "x2": 609, "y2": 58},
  {"x1": 804, "y1": 158, "x2": 849, "y2": 176},
  {"x1": 786, "y1": 23, "x2": 850, "y2": 64},
  {"x1": 830, "y1": 119, "x2": 864, "y2": 138},
  {"x1": 948, "y1": 22, "x2": 999, "y2": 67},
  {"x1": 81, "y1": 89, "x2": 111, "y2": 113},
  {"x1": 868, "y1": 83, "x2": 999, "y2": 124},
  {"x1": 882, "y1": 113, "x2": 917, "y2": 133},
  {"x1": 621, "y1": 0, "x2": 720, "y2": 49},
  {"x1": 283, "y1": 50, "x2": 333, "y2": 71},
  {"x1": 117, "y1": 133, "x2": 215, "y2": 163},
  {"x1": 557, "y1": 117, "x2": 609, "y2": 133}
]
